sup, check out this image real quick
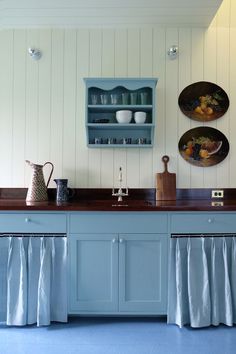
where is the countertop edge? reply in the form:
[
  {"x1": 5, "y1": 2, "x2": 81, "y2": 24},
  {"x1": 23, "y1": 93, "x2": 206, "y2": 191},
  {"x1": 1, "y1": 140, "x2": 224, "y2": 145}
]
[{"x1": 0, "y1": 188, "x2": 236, "y2": 211}]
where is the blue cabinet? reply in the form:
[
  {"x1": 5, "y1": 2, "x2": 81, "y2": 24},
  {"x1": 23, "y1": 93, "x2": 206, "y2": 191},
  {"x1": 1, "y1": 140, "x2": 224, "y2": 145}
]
[
  {"x1": 84, "y1": 78, "x2": 158, "y2": 148},
  {"x1": 119, "y1": 233, "x2": 168, "y2": 314},
  {"x1": 69, "y1": 233, "x2": 118, "y2": 313},
  {"x1": 170, "y1": 212, "x2": 236, "y2": 234},
  {"x1": 0, "y1": 212, "x2": 67, "y2": 233},
  {"x1": 0, "y1": 211, "x2": 67, "y2": 322},
  {"x1": 68, "y1": 212, "x2": 168, "y2": 315}
]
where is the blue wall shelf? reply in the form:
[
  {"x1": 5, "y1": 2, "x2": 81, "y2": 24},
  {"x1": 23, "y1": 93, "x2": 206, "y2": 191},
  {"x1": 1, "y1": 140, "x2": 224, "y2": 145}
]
[{"x1": 84, "y1": 78, "x2": 158, "y2": 148}]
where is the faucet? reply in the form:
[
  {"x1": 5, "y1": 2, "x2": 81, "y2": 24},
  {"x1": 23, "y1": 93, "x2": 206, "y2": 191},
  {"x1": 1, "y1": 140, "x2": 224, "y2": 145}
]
[{"x1": 112, "y1": 167, "x2": 129, "y2": 202}]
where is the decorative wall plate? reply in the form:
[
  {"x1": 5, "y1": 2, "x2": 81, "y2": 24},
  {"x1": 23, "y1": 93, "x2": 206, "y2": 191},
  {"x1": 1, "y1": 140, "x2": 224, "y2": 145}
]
[
  {"x1": 178, "y1": 127, "x2": 229, "y2": 167},
  {"x1": 178, "y1": 81, "x2": 229, "y2": 122}
]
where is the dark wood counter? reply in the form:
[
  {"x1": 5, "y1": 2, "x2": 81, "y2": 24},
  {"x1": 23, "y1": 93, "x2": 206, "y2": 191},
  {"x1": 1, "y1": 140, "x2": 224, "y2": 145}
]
[{"x1": 0, "y1": 188, "x2": 236, "y2": 211}]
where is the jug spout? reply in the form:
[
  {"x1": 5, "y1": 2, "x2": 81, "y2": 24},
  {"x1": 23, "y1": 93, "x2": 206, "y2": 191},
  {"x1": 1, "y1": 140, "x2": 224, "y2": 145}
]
[
  {"x1": 25, "y1": 160, "x2": 43, "y2": 169},
  {"x1": 26, "y1": 160, "x2": 54, "y2": 202}
]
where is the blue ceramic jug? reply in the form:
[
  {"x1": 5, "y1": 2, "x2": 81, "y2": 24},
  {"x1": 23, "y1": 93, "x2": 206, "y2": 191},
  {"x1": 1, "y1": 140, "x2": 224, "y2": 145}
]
[{"x1": 54, "y1": 179, "x2": 73, "y2": 203}]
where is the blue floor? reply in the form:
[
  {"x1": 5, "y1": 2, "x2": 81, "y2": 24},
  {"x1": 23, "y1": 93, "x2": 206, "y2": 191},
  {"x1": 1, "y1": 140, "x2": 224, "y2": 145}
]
[{"x1": 1, "y1": 317, "x2": 236, "y2": 354}]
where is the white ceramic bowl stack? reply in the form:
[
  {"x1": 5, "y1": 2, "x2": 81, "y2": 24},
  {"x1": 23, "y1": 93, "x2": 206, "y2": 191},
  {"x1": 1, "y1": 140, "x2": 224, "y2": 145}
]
[{"x1": 116, "y1": 110, "x2": 132, "y2": 124}]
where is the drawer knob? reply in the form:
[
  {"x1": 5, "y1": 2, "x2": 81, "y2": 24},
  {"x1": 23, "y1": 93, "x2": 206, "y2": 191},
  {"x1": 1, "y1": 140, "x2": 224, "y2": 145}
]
[
  {"x1": 119, "y1": 238, "x2": 124, "y2": 243},
  {"x1": 112, "y1": 238, "x2": 116, "y2": 243},
  {"x1": 25, "y1": 218, "x2": 31, "y2": 223},
  {"x1": 208, "y1": 218, "x2": 213, "y2": 223}
]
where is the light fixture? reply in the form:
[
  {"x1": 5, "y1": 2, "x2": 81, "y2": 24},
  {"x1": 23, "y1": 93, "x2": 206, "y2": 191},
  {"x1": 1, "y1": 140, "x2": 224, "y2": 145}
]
[
  {"x1": 28, "y1": 48, "x2": 42, "y2": 61},
  {"x1": 167, "y1": 45, "x2": 179, "y2": 60}
]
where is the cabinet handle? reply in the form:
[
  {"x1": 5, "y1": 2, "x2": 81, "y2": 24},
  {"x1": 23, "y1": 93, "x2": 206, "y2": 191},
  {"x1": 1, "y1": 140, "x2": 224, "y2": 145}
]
[
  {"x1": 112, "y1": 238, "x2": 116, "y2": 243},
  {"x1": 208, "y1": 218, "x2": 213, "y2": 223},
  {"x1": 119, "y1": 238, "x2": 124, "y2": 243},
  {"x1": 25, "y1": 218, "x2": 31, "y2": 223}
]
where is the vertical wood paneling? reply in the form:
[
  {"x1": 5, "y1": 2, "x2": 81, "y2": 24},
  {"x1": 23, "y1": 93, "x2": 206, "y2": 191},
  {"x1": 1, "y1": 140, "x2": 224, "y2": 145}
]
[
  {"x1": 152, "y1": 28, "x2": 166, "y2": 187},
  {"x1": 114, "y1": 29, "x2": 128, "y2": 77},
  {"x1": 139, "y1": 28, "x2": 153, "y2": 188},
  {"x1": 203, "y1": 25, "x2": 217, "y2": 188},
  {"x1": 76, "y1": 29, "x2": 89, "y2": 187},
  {"x1": 127, "y1": 29, "x2": 140, "y2": 188},
  {"x1": 37, "y1": 30, "x2": 52, "y2": 175},
  {"x1": 230, "y1": 0, "x2": 236, "y2": 27},
  {"x1": 0, "y1": 30, "x2": 13, "y2": 187},
  {"x1": 229, "y1": 27, "x2": 236, "y2": 186},
  {"x1": 216, "y1": 26, "x2": 230, "y2": 187},
  {"x1": 216, "y1": 0, "x2": 231, "y2": 27},
  {"x1": 190, "y1": 28, "x2": 205, "y2": 188},
  {"x1": 88, "y1": 30, "x2": 102, "y2": 187},
  {"x1": 165, "y1": 28, "x2": 179, "y2": 176},
  {"x1": 177, "y1": 28, "x2": 191, "y2": 188},
  {"x1": 63, "y1": 30, "x2": 77, "y2": 185},
  {"x1": 12, "y1": 30, "x2": 26, "y2": 187},
  {"x1": 25, "y1": 29, "x2": 40, "y2": 186},
  {"x1": 127, "y1": 29, "x2": 140, "y2": 78},
  {"x1": 101, "y1": 29, "x2": 115, "y2": 188},
  {"x1": 114, "y1": 29, "x2": 128, "y2": 187},
  {"x1": 50, "y1": 29, "x2": 64, "y2": 181},
  {"x1": 0, "y1": 0, "x2": 235, "y2": 189},
  {"x1": 215, "y1": 0, "x2": 231, "y2": 187}
]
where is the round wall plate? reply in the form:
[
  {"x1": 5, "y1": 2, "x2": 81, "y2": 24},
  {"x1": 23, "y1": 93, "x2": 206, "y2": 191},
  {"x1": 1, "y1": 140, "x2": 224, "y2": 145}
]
[
  {"x1": 178, "y1": 81, "x2": 229, "y2": 122},
  {"x1": 178, "y1": 126, "x2": 229, "y2": 167}
]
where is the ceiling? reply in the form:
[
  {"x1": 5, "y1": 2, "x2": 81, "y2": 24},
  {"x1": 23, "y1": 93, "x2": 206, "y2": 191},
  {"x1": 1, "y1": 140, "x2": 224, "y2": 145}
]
[{"x1": 0, "y1": 0, "x2": 223, "y2": 28}]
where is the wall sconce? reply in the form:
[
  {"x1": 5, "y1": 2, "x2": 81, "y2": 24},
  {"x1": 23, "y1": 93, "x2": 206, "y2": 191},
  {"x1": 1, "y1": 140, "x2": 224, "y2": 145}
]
[
  {"x1": 28, "y1": 48, "x2": 42, "y2": 61},
  {"x1": 167, "y1": 45, "x2": 179, "y2": 60}
]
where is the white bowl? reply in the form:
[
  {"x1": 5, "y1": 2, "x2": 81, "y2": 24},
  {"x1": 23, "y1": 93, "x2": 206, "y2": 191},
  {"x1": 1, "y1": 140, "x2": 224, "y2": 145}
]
[
  {"x1": 116, "y1": 110, "x2": 132, "y2": 124},
  {"x1": 134, "y1": 111, "x2": 146, "y2": 124}
]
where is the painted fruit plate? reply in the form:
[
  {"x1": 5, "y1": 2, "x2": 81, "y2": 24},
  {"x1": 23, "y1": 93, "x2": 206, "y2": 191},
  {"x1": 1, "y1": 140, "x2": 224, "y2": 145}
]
[
  {"x1": 178, "y1": 81, "x2": 229, "y2": 122},
  {"x1": 178, "y1": 127, "x2": 229, "y2": 167}
]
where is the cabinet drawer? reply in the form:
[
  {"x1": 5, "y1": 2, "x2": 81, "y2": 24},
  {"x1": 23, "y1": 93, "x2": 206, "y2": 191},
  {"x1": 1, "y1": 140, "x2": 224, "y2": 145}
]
[
  {"x1": 69, "y1": 212, "x2": 168, "y2": 234},
  {"x1": 0, "y1": 213, "x2": 67, "y2": 233},
  {"x1": 170, "y1": 212, "x2": 236, "y2": 234}
]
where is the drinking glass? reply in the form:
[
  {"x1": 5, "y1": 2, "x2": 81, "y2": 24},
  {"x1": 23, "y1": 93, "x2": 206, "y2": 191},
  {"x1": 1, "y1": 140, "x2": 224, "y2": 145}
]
[
  {"x1": 140, "y1": 92, "x2": 148, "y2": 105},
  {"x1": 111, "y1": 94, "x2": 119, "y2": 105},
  {"x1": 130, "y1": 92, "x2": 138, "y2": 105},
  {"x1": 91, "y1": 94, "x2": 98, "y2": 105},
  {"x1": 100, "y1": 94, "x2": 109, "y2": 105},
  {"x1": 122, "y1": 93, "x2": 129, "y2": 105}
]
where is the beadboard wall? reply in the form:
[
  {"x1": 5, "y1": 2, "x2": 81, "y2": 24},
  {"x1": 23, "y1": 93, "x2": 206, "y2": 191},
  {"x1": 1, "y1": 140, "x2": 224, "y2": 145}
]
[{"x1": 0, "y1": 0, "x2": 235, "y2": 189}]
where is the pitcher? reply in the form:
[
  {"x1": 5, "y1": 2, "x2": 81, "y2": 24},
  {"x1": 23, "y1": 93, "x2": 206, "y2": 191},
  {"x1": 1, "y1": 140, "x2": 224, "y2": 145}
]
[
  {"x1": 54, "y1": 179, "x2": 73, "y2": 203},
  {"x1": 26, "y1": 160, "x2": 54, "y2": 202}
]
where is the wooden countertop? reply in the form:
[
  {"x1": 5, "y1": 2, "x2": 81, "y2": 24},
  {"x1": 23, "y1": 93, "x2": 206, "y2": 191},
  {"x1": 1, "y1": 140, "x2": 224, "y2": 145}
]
[{"x1": 0, "y1": 188, "x2": 236, "y2": 211}]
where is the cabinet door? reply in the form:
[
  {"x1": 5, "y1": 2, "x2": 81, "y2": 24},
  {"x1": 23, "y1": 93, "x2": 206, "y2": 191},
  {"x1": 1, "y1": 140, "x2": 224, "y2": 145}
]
[
  {"x1": 119, "y1": 234, "x2": 168, "y2": 314},
  {"x1": 69, "y1": 234, "x2": 118, "y2": 313}
]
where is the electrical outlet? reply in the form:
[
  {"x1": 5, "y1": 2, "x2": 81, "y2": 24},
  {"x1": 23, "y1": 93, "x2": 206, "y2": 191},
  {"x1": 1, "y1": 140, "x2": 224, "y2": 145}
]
[{"x1": 211, "y1": 190, "x2": 224, "y2": 198}]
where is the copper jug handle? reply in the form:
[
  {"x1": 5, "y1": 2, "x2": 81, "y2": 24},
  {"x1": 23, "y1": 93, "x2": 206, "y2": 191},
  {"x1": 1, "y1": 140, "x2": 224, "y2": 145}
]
[{"x1": 43, "y1": 162, "x2": 54, "y2": 187}]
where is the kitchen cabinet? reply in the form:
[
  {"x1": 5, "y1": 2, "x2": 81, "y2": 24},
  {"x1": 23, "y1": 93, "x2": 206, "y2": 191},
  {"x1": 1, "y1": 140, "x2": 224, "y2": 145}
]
[
  {"x1": 68, "y1": 212, "x2": 168, "y2": 315},
  {"x1": 0, "y1": 212, "x2": 67, "y2": 233},
  {"x1": 1, "y1": 207, "x2": 236, "y2": 320},
  {"x1": 69, "y1": 233, "x2": 118, "y2": 313},
  {"x1": 170, "y1": 212, "x2": 236, "y2": 234},
  {"x1": 84, "y1": 78, "x2": 158, "y2": 148},
  {"x1": 0, "y1": 211, "x2": 67, "y2": 322},
  {"x1": 118, "y1": 233, "x2": 168, "y2": 313}
]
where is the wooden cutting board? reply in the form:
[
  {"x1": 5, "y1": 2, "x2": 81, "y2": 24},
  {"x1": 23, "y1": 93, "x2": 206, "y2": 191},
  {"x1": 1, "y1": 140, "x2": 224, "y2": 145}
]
[{"x1": 156, "y1": 155, "x2": 176, "y2": 201}]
